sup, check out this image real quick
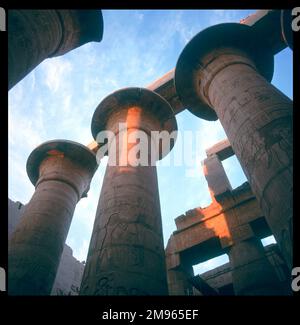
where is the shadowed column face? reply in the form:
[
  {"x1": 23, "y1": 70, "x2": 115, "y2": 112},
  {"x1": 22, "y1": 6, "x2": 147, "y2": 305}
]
[
  {"x1": 8, "y1": 9, "x2": 103, "y2": 89},
  {"x1": 199, "y1": 51, "x2": 293, "y2": 270},
  {"x1": 8, "y1": 140, "x2": 98, "y2": 295},
  {"x1": 80, "y1": 88, "x2": 177, "y2": 295},
  {"x1": 167, "y1": 263, "x2": 194, "y2": 295},
  {"x1": 228, "y1": 238, "x2": 284, "y2": 295},
  {"x1": 175, "y1": 23, "x2": 293, "y2": 269}
]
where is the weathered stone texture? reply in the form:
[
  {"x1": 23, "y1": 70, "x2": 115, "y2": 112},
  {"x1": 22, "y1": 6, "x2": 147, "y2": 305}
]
[
  {"x1": 202, "y1": 154, "x2": 232, "y2": 197},
  {"x1": 80, "y1": 88, "x2": 177, "y2": 295},
  {"x1": 8, "y1": 10, "x2": 103, "y2": 89},
  {"x1": 8, "y1": 140, "x2": 97, "y2": 295},
  {"x1": 175, "y1": 23, "x2": 293, "y2": 269},
  {"x1": 8, "y1": 198, "x2": 86, "y2": 295}
]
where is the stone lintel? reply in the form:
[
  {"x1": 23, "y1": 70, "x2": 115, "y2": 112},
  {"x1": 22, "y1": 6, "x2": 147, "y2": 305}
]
[
  {"x1": 174, "y1": 185, "x2": 256, "y2": 234},
  {"x1": 170, "y1": 184, "x2": 261, "y2": 253},
  {"x1": 243, "y1": 9, "x2": 287, "y2": 54},
  {"x1": 85, "y1": 9, "x2": 287, "y2": 147},
  {"x1": 87, "y1": 140, "x2": 100, "y2": 153},
  {"x1": 147, "y1": 69, "x2": 175, "y2": 92},
  {"x1": 205, "y1": 138, "x2": 233, "y2": 161},
  {"x1": 149, "y1": 11, "x2": 286, "y2": 118}
]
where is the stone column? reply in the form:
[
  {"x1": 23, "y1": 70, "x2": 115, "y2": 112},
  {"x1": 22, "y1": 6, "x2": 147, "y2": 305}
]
[
  {"x1": 167, "y1": 266, "x2": 194, "y2": 295},
  {"x1": 175, "y1": 23, "x2": 293, "y2": 269},
  {"x1": 165, "y1": 235, "x2": 193, "y2": 295},
  {"x1": 80, "y1": 87, "x2": 177, "y2": 295},
  {"x1": 228, "y1": 237, "x2": 283, "y2": 295},
  {"x1": 202, "y1": 153, "x2": 283, "y2": 295},
  {"x1": 8, "y1": 140, "x2": 98, "y2": 295},
  {"x1": 8, "y1": 9, "x2": 103, "y2": 89}
]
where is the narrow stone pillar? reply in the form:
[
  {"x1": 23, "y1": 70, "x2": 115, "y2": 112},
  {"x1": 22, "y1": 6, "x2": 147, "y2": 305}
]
[
  {"x1": 80, "y1": 87, "x2": 177, "y2": 295},
  {"x1": 175, "y1": 23, "x2": 293, "y2": 269},
  {"x1": 228, "y1": 237, "x2": 283, "y2": 295},
  {"x1": 8, "y1": 9, "x2": 103, "y2": 89},
  {"x1": 165, "y1": 235, "x2": 193, "y2": 295},
  {"x1": 8, "y1": 140, "x2": 98, "y2": 295},
  {"x1": 202, "y1": 154, "x2": 232, "y2": 198},
  {"x1": 202, "y1": 157, "x2": 283, "y2": 295},
  {"x1": 167, "y1": 268, "x2": 193, "y2": 295},
  {"x1": 167, "y1": 266, "x2": 194, "y2": 295}
]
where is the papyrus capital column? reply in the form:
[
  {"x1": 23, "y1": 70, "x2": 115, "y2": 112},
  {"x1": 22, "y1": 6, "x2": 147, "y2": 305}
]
[
  {"x1": 175, "y1": 23, "x2": 293, "y2": 269},
  {"x1": 8, "y1": 9, "x2": 103, "y2": 89},
  {"x1": 80, "y1": 88, "x2": 177, "y2": 295},
  {"x1": 8, "y1": 140, "x2": 98, "y2": 295}
]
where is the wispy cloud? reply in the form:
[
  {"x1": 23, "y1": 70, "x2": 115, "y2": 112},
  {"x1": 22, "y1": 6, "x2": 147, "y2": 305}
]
[
  {"x1": 66, "y1": 237, "x2": 89, "y2": 262},
  {"x1": 209, "y1": 9, "x2": 238, "y2": 24},
  {"x1": 8, "y1": 149, "x2": 35, "y2": 203},
  {"x1": 8, "y1": 10, "x2": 292, "y2": 272},
  {"x1": 42, "y1": 57, "x2": 73, "y2": 93}
]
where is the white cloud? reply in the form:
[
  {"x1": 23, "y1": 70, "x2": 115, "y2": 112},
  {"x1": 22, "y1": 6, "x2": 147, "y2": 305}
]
[
  {"x1": 8, "y1": 10, "x2": 291, "y2": 284},
  {"x1": 62, "y1": 94, "x2": 72, "y2": 115},
  {"x1": 29, "y1": 71, "x2": 36, "y2": 91},
  {"x1": 8, "y1": 150, "x2": 35, "y2": 203},
  {"x1": 9, "y1": 107, "x2": 44, "y2": 150},
  {"x1": 66, "y1": 237, "x2": 89, "y2": 262},
  {"x1": 197, "y1": 119, "x2": 227, "y2": 153},
  {"x1": 210, "y1": 10, "x2": 238, "y2": 24},
  {"x1": 134, "y1": 11, "x2": 144, "y2": 21},
  {"x1": 42, "y1": 57, "x2": 73, "y2": 93},
  {"x1": 73, "y1": 170, "x2": 102, "y2": 231},
  {"x1": 73, "y1": 239, "x2": 89, "y2": 263}
]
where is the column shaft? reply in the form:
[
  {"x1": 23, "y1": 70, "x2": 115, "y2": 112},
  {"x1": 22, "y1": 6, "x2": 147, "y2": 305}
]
[
  {"x1": 81, "y1": 134, "x2": 167, "y2": 295},
  {"x1": 9, "y1": 179, "x2": 77, "y2": 295},
  {"x1": 81, "y1": 87, "x2": 177, "y2": 295},
  {"x1": 228, "y1": 237, "x2": 283, "y2": 295},
  {"x1": 8, "y1": 141, "x2": 97, "y2": 295},
  {"x1": 167, "y1": 266, "x2": 193, "y2": 295},
  {"x1": 199, "y1": 50, "x2": 293, "y2": 268},
  {"x1": 81, "y1": 164, "x2": 167, "y2": 295}
]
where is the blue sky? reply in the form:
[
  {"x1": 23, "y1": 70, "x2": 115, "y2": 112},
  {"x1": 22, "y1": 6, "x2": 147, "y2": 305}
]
[{"x1": 8, "y1": 10, "x2": 292, "y2": 274}]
